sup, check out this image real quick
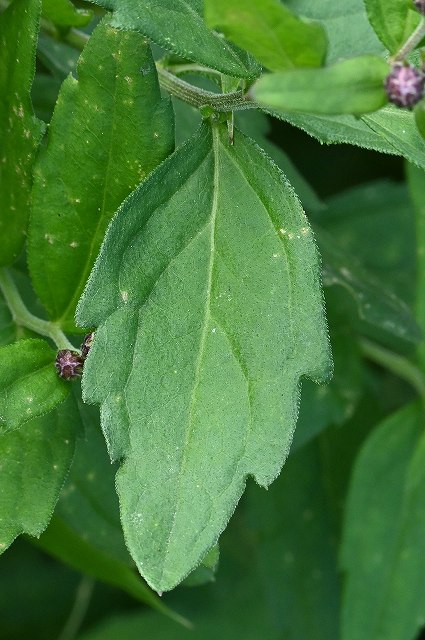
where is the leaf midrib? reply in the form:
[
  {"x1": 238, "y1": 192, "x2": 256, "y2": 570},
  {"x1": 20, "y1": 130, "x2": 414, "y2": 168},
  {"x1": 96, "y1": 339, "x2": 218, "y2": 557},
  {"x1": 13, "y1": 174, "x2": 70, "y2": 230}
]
[{"x1": 157, "y1": 125, "x2": 220, "y2": 586}]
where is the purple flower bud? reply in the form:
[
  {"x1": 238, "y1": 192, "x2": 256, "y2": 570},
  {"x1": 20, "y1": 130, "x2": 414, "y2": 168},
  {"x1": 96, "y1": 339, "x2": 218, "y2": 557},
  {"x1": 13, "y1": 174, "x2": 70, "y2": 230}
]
[
  {"x1": 385, "y1": 63, "x2": 425, "y2": 108},
  {"x1": 81, "y1": 332, "x2": 94, "y2": 359},
  {"x1": 413, "y1": 0, "x2": 425, "y2": 15},
  {"x1": 55, "y1": 349, "x2": 83, "y2": 380}
]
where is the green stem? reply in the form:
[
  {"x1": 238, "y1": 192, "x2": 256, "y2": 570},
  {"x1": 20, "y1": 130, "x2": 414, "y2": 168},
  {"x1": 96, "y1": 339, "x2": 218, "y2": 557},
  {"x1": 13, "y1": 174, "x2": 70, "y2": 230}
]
[
  {"x1": 156, "y1": 66, "x2": 254, "y2": 112},
  {"x1": 0, "y1": 269, "x2": 76, "y2": 351},
  {"x1": 57, "y1": 576, "x2": 94, "y2": 640},
  {"x1": 52, "y1": 28, "x2": 255, "y2": 113},
  {"x1": 391, "y1": 17, "x2": 425, "y2": 62},
  {"x1": 360, "y1": 338, "x2": 425, "y2": 402}
]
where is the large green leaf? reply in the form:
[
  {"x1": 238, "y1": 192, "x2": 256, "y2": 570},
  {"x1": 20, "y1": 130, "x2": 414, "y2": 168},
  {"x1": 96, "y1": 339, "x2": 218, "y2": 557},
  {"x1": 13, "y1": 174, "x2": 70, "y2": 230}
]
[
  {"x1": 28, "y1": 17, "x2": 174, "y2": 332},
  {"x1": 85, "y1": 0, "x2": 260, "y2": 79},
  {"x1": 253, "y1": 56, "x2": 389, "y2": 116},
  {"x1": 364, "y1": 0, "x2": 419, "y2": 53},
  {"x1": 341, "y1": 403, "x2": 425, "y2": 640},
  {"x1": 205, "y1": 0, "x2": 327, "y2": 71},
  {"x1": 0, "y1": 339, "x2": 69, "y2": 432},
  {"x1": 0, "y1": 394, "x2": 78, "y2": 554},
  {"x1": 0, "y1": 0, "x2": 44, "y2": 266},
  {"x1": 77, "y1": 122, "x2": 331, "y2": 591},
  {"x1": 407, "y1": 163, "x2": 425, "y2": 369}
]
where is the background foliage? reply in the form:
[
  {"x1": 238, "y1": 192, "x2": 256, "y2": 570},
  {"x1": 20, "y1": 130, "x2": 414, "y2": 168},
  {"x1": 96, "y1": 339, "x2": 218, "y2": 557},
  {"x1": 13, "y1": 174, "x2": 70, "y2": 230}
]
[{"x1": 1, "y1": 0, "x2": 425, "y2": 638}]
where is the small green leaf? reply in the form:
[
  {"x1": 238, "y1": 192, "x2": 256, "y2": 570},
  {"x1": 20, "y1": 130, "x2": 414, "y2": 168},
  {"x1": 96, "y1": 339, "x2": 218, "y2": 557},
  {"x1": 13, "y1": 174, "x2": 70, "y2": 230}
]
[
  {"x1": 28, "y1": 17, "x2": 174, "y2": 332},
  {"x1": 85, "y1": 0, "x2": 260, "y2": 78},
  {"x1": 0, "y1": 0, "x2": 44, "y2": 266},
  {"x1": 0, "y1": 394, "x2": 78, "y2": 554},
  {"x1": 364, "y1": 0, "x2": 420, "y2": 53},
  {"x1": 42, "y1": 0, "x2": 93, "y2": 27},
  {"x1": 341, "y1": 403, "x2": 425, "y2": 640},
  {"x1": 253, "y1": 56, "x2": 389, "y2": 116},
  {"x1": 77, "y1": 122, "x2": 331, "y2": 591},
  {"x1": 0, "y1": 339, "x2": 69, "y2": 432},
  {"x1": 204, "y1": 0, "x2": 327, "y2": 71}
]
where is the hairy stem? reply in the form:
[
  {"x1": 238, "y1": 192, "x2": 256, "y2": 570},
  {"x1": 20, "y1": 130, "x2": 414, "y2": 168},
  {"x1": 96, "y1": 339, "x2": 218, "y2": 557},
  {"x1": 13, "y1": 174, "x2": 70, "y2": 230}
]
[
  {"x1": 391, "y1": 17, "x2": 425, "y2": 62},
  {"x1": 360, "y1": 338, "x2": 425, "y2": 402},
  {"x1": 156, "y1": 66, "x2": 254, "y2": 112},
  {"x1": 0, "y1": 269, "x2": 76, "y2": 351},
  {"x1": 51, "y1": 27, "x2": 256, "y2": 113}
]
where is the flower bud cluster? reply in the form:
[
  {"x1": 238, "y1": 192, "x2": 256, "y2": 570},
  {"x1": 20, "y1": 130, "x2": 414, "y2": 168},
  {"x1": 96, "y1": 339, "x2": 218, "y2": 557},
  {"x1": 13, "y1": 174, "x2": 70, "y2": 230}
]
[
  {"x1": 385, "y1": 63, "x2": 425, "y2": 108},
  {"x1": 55, "y1": 332, "x2": 95, "y2": 380}
]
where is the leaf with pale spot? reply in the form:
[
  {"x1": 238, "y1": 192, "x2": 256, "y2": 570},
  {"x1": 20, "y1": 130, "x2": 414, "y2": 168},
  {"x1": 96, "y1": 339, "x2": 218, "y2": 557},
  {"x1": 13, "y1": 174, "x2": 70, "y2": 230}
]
[
  {"x1": 28, "y1": 17, "x2": 174, "y2": 332},
  {"x1": 0, "y1": 0, "x2": 44, "y2": 266},
  {"x1": 0, "y1": 339, "x2": 69, "y2": 432},
  {"x1": 77, "y1": 122, "x2": 331, "y2": 592},
  {"x1": 0, "y1": 394, "x2": 78, "y2": 554}
]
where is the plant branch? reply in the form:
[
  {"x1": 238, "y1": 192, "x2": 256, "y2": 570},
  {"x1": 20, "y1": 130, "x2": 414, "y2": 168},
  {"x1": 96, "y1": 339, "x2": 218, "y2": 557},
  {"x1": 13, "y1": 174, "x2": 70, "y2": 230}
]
[
  {"x1": 156, "y1": 66, "x2": 254, "y2": 112},
  {"x1": 360, "y1": 338, "x2": 425, "y2": 402},
  {"x1": 391, "y1": 17, "x2": 425, "y2": 62},
  {"x1": 0, "y1": 269, "x2": 76, "y2": 351},
  {"x1": 48, "y1": 27, "x2": 256, "y2": 113}
]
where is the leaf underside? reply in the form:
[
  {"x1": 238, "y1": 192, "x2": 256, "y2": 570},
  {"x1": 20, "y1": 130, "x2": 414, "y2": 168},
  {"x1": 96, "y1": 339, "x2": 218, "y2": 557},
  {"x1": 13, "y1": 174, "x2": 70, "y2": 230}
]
[{"x1": 77, "y1": 122, "x2": 331, "y2": 592}]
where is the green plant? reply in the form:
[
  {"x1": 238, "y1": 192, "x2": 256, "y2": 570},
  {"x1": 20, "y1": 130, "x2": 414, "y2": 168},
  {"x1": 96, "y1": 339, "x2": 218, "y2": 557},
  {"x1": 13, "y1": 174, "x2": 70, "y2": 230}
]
[{"x1": 1, "y1": 0, "x2": 425, "y2": 638}]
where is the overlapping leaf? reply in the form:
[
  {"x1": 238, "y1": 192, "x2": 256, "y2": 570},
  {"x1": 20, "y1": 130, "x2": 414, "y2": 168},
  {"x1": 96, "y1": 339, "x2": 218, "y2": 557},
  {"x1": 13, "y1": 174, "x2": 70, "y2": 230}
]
[
  {"x1": 0, "y1": 339, "x2": 69, "y2": 432},
  {"x1": 341, "y1": 403, "x2": 425, "y2": 640},
  {"x1": 0, "y1": 394, "x2": 78, "y2": 554},
  {"x1": 77, "y1": 122, "x2": 331, "y2": 591},
  {"x1": 205, "y1": 0, "x2": 327, "y2": 71},
  {"x1": 284, "y1": 0, "x2": 384, "y2": 62},
  {"x1": 85, "y1": 0, "x2": 260, "y2": 78},
  {"x1": 28, "y1": 17, "x2": 174, "y2": 332},
  {"x1": 0, "y1": 0, "x2": 44, "y2": 266},
  {"x1": 364, "y1": 0, "x2": 420, "y2": 53}
]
